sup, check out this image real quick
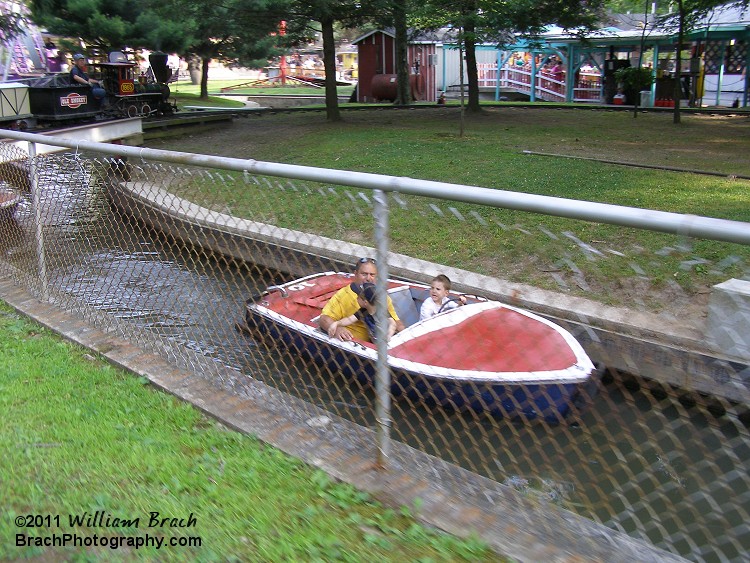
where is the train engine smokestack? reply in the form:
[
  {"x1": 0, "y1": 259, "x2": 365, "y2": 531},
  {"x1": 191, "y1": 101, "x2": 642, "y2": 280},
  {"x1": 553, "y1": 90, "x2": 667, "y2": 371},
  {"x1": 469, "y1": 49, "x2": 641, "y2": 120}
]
[
  {"x1": 148, "y1": 52, "x2": 175, "y2": 113},
  {"x1": 149, "y1": 52, "x2": 171, "y2": 84}
]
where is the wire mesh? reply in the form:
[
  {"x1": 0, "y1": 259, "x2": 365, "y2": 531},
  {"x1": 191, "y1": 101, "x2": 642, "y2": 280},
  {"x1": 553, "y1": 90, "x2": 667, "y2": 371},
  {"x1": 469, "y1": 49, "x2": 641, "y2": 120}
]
[{"x1": 1, "y1": 142, "x2": 748, "y2": 562}]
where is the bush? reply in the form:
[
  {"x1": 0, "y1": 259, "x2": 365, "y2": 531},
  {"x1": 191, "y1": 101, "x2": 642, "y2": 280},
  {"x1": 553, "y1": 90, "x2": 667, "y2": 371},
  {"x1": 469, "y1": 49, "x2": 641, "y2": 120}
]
[{"x1": 614, "y1": 66, "x2": 655, "y2": 92}]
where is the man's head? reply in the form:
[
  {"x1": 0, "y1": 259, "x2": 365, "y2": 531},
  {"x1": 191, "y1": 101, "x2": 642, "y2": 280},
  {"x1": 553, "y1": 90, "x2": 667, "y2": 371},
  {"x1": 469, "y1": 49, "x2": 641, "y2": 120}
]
[
  {"x1": 73, "y1": 53, "x2": 86, "y2": 66},
  {"x1": 352, "y1": 257, "x2": 377, "y2": 284},
  {"x1": 351, "y1": 282, "x2": 377, "y2": 307}
]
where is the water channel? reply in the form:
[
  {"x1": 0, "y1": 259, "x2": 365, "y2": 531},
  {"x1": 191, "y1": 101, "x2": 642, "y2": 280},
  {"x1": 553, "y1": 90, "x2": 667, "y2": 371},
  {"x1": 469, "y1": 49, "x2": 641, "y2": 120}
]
[{"x1": 1, "y1": 164, "x2": 748, "y2": 562}]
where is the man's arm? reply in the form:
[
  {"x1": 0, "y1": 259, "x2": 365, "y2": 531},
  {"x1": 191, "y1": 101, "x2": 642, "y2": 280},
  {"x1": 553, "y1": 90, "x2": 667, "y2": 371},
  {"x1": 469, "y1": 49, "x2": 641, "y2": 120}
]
[
  {"x1": 386, "y1": 318, "x2": 397, "y2": 341},
  {"x1": 71, "y1": 71, "x2": 87, "y2": 85},
  {"x1": 326, "y1": 314, "x2": 358, "y2": 338},
  {"x1": 72, "y1": 69, "x2": 99, "y2": 86},
  {"x1": 318, "y1": 314, "x2": 335, "y2": 332},
  {"x1": 320, "y1": 313, "x2": 355, "y2": 341},
  {"x1": 385, "y1": 296, "x2": 405, "y2": 333},
  {"x1": 319, "y1": 292, "x2": 355, "y2": 341}
]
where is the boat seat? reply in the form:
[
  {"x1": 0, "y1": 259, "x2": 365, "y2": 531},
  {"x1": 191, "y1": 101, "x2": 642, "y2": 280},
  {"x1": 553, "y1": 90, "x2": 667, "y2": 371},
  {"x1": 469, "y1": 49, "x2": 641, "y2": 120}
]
[{"x1": 389, "y1": 286, "x2": 421, "y2": 327}]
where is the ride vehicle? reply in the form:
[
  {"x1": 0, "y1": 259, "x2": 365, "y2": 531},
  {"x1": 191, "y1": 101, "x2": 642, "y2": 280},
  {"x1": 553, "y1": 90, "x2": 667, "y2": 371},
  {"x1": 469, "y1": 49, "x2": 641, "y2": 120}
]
[
  {"x1": 243, "y1": 272, "x2": 598, "y2": 422},
  {"x1": 3, "y1": 51, "x2": 175, "y2": 128}
]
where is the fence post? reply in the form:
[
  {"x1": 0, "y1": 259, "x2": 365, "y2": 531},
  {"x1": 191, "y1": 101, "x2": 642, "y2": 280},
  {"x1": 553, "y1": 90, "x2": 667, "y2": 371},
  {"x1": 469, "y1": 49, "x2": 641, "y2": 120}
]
[
  {"x1": 373, "y1": 189, "x2": 392, "y2": 467},
  {"x1": 28, "y1": 141, "x2": 49, "y2": 301}
]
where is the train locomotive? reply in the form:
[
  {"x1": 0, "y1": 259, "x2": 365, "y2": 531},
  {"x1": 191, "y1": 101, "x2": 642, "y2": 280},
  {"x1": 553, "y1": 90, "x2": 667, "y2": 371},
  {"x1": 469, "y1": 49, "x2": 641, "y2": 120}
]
[{"x1": 3, "y1": 51, "x2": 176, "y2": 128}]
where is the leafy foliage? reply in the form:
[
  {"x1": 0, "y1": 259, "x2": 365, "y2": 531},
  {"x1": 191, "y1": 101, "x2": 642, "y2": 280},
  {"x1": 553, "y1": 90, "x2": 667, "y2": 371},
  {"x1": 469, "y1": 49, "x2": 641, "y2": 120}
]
[
  {"x1": 29, "y1": 0, "x2": 190, "y2": 53},
  {"x1": 29, "y1": 0, "x2": 287, "y2": 100},
  {"x1": 657, "y1": 0, "x2": 749, "y2": 32},
  {"x1": 0, "y1": 11, "x2": 25, "y2": 41},
  {"x1": 614, "y1": 66, "x2": 654, "y2": 91},
  {"x1": 284, "y1": 0, "x2": 384, "y2": 120}
]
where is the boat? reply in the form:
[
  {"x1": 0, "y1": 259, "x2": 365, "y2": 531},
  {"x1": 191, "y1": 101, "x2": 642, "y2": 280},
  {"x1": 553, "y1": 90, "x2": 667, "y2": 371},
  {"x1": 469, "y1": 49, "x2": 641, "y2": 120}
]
[
  {"x1": 0, "y1": 185, "x2": 23, "y2": 220},
  {"x1": 243, "y1": 272, "x2": 598, "y2": 422}
]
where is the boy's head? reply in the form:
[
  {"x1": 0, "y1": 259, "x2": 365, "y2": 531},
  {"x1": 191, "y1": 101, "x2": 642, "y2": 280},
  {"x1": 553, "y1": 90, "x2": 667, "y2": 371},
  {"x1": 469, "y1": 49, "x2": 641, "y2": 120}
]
[
  {"x1": 429, "y1": 274, "x2": 451, "y2": 303},
  {"x1": 351, "y1": 282, "x2": 377, "y2": 306}
]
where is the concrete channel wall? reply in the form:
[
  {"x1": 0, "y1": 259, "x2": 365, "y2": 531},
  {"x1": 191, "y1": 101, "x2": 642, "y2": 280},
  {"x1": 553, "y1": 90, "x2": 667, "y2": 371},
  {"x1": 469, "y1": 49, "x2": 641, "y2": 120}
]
[{"x1": 106, "y1": 179, "x2": 750, "y2": 406}]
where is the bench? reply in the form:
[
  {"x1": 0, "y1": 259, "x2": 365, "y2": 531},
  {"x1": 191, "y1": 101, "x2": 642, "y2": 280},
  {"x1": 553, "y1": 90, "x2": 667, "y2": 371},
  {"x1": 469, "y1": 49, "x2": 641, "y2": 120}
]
[{"x1": 389, "y1": 286, "x2": 429, "y2": 327}]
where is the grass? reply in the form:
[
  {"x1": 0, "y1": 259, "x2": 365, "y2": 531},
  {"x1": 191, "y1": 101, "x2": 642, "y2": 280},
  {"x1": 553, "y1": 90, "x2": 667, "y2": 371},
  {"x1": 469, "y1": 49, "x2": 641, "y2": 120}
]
[
  {"x1": 147, "y1": 108, "x2": 750, "y2": 312},
  {"x1": 170, "y1": 92, "x2": 246, "y2": 109},
  {"x1": 0, "y1": 302, "x2": 499, "y2": 561}
]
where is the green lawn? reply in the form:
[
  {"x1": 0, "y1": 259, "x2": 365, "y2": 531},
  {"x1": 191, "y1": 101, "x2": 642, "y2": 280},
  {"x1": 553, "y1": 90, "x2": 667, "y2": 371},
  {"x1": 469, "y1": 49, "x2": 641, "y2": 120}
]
[
  {"x1": 147, "y1": 108, "x2": 750, "y2": 311},
  {"x1": 0, "y1": 302, "x2": 498, "y2": 561}
]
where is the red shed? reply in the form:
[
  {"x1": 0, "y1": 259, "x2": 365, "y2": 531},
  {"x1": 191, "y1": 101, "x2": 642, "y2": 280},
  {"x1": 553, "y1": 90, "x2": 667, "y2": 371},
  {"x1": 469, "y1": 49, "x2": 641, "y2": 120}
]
[{"x1": 353, "y1": 30, "x2": 437, "y2": 103}]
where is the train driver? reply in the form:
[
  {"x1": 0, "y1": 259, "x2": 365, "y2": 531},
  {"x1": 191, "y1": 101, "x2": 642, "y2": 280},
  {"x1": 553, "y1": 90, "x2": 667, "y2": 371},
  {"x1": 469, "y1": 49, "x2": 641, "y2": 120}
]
[{"x1": 71, "y1": 53, "x2": 106, "y2": 102}]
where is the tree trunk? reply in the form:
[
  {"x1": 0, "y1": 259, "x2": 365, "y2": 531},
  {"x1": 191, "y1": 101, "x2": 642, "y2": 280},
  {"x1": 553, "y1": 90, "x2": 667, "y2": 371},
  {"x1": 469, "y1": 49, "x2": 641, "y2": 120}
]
[
  {"x1": 464, "y1": 22, "x2": 480, "y2": 113},
  {"x1": 673, "y1": 0, "x2": 685, "y2": 124},
  {"x1": 321, "y1": 16, "x2": 341, "y2": 122},
  {"x1": 394, "y1": 1, "x2": 410, "y2": 106},
  {"x1": 200, "y1": 57, "x2": 211, "y2": 99}
]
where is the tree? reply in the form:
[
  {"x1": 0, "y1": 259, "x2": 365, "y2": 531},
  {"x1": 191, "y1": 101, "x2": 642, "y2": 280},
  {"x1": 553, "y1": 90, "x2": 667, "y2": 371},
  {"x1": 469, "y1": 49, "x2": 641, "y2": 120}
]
[
  {"x1": 165, "y1": 0, "x2": 287, "y2": 98},
  {"x1": 393, "y1": 0, "x2": 410, "y2": 105},
  {"x1": 413, "y1": 0, "x2": 606, "y2": 113},
  {"x1": 29, "y1": 0, "x2": 191, "y2": 55},
  {"x1": 0, "y1": 9, "x2": 25, "y2": 42},
  {"x1": 286, "y1": 0, "x2": 376, "y2": 121},
  {"x1": 360, "y1": 0, "x2": 418, "y2": 106},
  {"x1": 604, "y1": 0, "x2": 669, "y2": 14},
  {"x1": 657, "y1": 0, "x2": 749, "y2": 123},
  {"x1": 30, "y1": 0, "x2": 285, "y2": 100},
  {"x1": 615, "y1": 66, "x2": 655, "y2": 115}
]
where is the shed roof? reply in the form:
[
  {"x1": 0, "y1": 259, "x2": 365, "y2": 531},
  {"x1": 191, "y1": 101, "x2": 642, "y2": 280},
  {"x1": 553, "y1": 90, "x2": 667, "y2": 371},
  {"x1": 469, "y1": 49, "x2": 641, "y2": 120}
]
[{"x1": 352, "y1": 28, "x2": 454, "y2": 45}]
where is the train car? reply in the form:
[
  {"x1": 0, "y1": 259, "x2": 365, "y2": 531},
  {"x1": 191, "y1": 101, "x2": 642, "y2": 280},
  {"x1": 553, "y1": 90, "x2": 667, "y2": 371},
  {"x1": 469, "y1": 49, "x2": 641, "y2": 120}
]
[
  {"x1": 0, "y1": 82, "x2": 33, "y2": 129},
  {"x1": 6, "y1": 51, "x2": 175, "y2": 127},
  {"x1": 27, "y1": 73, "x2": 103, "y2": 122},
  {"x1": 93, "y1": 51, "x2": 170, "y2": 118}
]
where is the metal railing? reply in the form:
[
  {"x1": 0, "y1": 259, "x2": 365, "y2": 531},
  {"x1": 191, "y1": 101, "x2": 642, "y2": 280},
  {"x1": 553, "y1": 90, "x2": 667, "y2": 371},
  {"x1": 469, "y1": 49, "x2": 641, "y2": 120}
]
[{"x1": 1, "y1": 130, "x2": 749, "y2": 561}]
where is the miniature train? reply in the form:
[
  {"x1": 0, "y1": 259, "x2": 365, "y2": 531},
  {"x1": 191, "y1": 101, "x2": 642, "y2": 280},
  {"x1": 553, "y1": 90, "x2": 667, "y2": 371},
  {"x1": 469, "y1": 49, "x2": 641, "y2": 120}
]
[{"x1": 1, "y1": 51, "x2": 175, "y2": 129}]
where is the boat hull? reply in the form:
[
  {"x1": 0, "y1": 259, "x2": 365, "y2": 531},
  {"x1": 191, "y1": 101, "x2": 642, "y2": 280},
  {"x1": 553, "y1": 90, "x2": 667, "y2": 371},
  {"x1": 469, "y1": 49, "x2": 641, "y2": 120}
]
[
  {"x1": 244, "y1": 272, "x2": 596, "y2": 422},
  {"x1": 0, "y1": 187, "x2": 23, "y2": 220}
]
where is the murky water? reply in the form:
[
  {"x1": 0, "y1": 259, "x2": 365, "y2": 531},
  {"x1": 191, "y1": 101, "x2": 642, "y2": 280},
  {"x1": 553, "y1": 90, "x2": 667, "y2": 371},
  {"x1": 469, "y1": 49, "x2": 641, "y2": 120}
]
[{"x1": 2, "y1": 168, "x2": 748, "y2": 562}]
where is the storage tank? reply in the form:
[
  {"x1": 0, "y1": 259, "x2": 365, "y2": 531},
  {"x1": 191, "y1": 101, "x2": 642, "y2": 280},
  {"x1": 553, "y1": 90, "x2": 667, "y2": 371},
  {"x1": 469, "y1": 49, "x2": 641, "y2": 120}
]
[
  {"x1": 371, "y1": 74, "x2": 397, "y2": 101},
  {"x1": 370, "y1": 74, "x2": 421, "y2": 102}
]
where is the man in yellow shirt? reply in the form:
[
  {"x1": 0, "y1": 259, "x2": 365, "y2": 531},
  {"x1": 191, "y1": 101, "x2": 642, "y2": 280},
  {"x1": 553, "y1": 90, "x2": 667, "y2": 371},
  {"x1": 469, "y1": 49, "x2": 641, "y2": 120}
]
[{"x1": 319, "y1": 258, "x2": 404, "y2": 342}]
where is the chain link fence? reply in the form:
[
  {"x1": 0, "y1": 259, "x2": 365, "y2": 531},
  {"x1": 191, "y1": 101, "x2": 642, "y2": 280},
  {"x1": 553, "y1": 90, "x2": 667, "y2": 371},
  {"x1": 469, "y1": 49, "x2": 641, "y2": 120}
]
[{"x1": 1, "y1": 132, "x2": 749, "y2": 561}]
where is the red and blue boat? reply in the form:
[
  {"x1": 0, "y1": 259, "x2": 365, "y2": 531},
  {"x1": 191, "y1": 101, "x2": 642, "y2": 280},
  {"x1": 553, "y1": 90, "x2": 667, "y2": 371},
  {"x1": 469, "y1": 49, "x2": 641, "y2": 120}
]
[{"x1": 243, "y1": 272, "x2": 597, "y2": 422}]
